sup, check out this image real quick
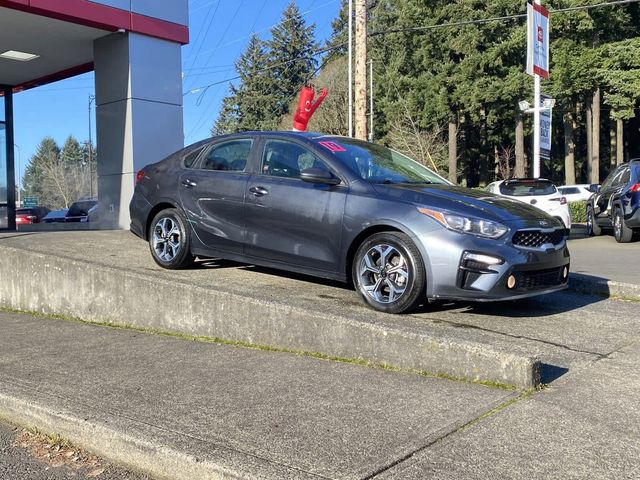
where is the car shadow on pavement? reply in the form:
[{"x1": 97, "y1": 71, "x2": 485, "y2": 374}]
[
  {"x1": 194, "y1": 258, "x2": 348, "y2": 288},
  {"x1": 415, "y1": 289, "x2": 606, "y2": 317}
]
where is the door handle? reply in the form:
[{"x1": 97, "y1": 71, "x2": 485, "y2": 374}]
[
  {"x1": 181, "y1": 179, "x2": 197, "y2": 188},
  {"x1": 249, "y1": 186, "x2": 269, "y2": 197}
]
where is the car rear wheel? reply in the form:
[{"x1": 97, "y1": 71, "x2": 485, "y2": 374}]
[
  {"x1": 149, "y1": 208, "x2": 195, "y2": 269},
  {"x1": 352, "y1": 232, "x2": 425, "y2": 314},
  {"x1": 613, "y1": 207, "x2": 634, "y2": 243},
  {"x1": 587, "y1": 206, "x2": 601, "y2": 236}
]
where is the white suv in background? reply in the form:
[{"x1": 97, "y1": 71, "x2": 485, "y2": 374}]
[
  {"x1": 487, "y1": 178, "x2": 572, "y2": 229},
  {"x1": 557, "y1": 184, "x2": 599, "y2": 202}
]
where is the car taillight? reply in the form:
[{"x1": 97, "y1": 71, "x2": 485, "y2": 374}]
[
  {"x1": 629, "y1": 183, "x2": 640, "y2": 193},
  {"x1": 135, "y1": 170, "x2": 145, "y2": 184}
]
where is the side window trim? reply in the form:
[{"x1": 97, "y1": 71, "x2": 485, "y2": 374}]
[
  {"x1": 183, "y1": 145, "x2": 207, "y2": 169},
  {"x1": 196, "y1": 138, "x2": 254, "y2": 173}
]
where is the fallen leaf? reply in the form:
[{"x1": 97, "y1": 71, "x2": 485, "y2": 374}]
[{"x1": 87, "y1": 468, "x2": 105, "y2": 477}]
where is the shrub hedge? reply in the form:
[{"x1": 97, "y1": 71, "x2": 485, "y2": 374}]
[{"x1": 569, "y1": 200, "x2": 587, "y2": 223}]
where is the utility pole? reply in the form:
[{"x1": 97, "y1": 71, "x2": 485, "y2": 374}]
[
  {"x1": 368, "y1": 58, "x2": 373, "y2": 142},
  {"x1": 347, "y1": 0, "x2": 353, "y2": 137},
  {"x1": 354, "y1": 0, "x2": 367, "y2": 140}
]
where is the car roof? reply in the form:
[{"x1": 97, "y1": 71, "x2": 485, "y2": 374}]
[{"x1": 202, "y1": 131, "x2": 354, "y2": 145}]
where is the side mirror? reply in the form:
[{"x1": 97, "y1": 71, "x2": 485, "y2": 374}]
[{"x1": 300, "y1": 168, "x2": 341, "y2": 186}]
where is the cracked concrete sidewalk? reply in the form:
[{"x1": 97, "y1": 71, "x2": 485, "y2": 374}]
[{"x1": 1, "y1": 308, "x2": 639, "y2": 479}]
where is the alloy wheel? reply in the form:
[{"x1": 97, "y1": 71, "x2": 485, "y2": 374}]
[
  {"x1": 152, "y1": 217, "x2": 182, "y2": 262},
  {"x1": 358, "y1": 244, "x2": 410, "y2": 304}
]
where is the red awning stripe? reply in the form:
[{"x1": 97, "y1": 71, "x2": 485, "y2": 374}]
[{"x1": 0, "y1": 0, "x2": 189, "y2": 44}]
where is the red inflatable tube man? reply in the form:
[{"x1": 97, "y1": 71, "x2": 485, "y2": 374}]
[{"x1": 292, "y1": 86, "x2": 328, "y2": 132}]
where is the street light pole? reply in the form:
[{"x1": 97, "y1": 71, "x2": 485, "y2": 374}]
[
  {"x1": 13, "y1": 143, "x2": 20, "y2": 207},
  {"x1": 88, "y1": 94, "x2": 95, "y2": 198}
]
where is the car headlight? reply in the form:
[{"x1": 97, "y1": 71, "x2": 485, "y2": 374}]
[{"x1": 417, "y1": 207, "x2": 508, "y2": 239}]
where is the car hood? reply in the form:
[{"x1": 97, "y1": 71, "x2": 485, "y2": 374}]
[{"x1": 372, "y1": 183, "x2": 557, "y2": 223}]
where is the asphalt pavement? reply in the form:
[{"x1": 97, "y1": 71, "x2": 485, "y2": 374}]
[{"x1": 0, "y1": 419, "x2": 149, "y2": 480}]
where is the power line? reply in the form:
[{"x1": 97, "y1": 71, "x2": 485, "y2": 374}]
[
  {"x1": 182, "y1": 0, "x2": 220, "y2": 86},
  {"x1": 184, "y1": 0, "x2": 341, "y2": 138},
  {"x1": 368, "y1": 0, "x2": 640, "y2": 37},
  {"x1": 184, "y1": 43, "x2": 344, "y2": 96},
  {"x1": 188, "y1": 0, "x2": 340, "y2": 62}
]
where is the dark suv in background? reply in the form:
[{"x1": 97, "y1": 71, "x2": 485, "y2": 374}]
[{"x1": 587, "y1": 159, "x2": 640, "y2": 242}]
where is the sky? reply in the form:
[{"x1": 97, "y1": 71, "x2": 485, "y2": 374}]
[{"x1": 12, "y1": 0, "x2": 341, "y2": 187}]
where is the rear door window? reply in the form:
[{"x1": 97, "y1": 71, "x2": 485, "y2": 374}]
[
  {"x1": 619, "y1": 167, "x2": 631, "y2": 185},
  {"x1": 200, "y1": 139, "x2": 253, "y2": 172},
  {"x1": 499, "y1": 180, "x2": 556, "y2": 196}
]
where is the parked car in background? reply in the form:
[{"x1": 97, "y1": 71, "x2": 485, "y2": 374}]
[
  {"x1": 486, "y1": 179, "x2": 571, "y2": 229},
  {"x1": 0, "y1": 205, "x2": 7, "y2": 229},
  {"x1": 42, "y1": 208, "x2": 69, "y2": 223},
  {"x1": 65, "y1": 199, "x2": 97, "y2": 222},
  {"x1": 130, "y1": 132, "x2": 570, "y2": 314},
  {"x1": 587, "y1": 159, "x2": 640, "y2": 243},
  {"x1": 558, "y1": 184, "x2": 599, "y2": 202},
  {"x1": 16, "y1": 206, "x2": 50, "y2": 225}
]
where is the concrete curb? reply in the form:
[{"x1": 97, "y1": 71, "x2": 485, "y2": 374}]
[
  {"x1": 0, "y1": 389, "x2": 302, "y2": 480},
  {"x1": 0, "y1": 243, "x2": 540, "y2": 389},
  {"x1": 569, "y1": 273, "x2": 640, "y2": 300}
]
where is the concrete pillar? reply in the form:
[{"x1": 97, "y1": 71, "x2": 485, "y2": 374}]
[{"x1": 93, "y1": 32, "x2": 183, "y2": 229}]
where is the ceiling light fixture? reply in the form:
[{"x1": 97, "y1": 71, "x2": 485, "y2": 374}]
[{"x1": 0, "y1": 50, "x2": 40, "y2": 61}]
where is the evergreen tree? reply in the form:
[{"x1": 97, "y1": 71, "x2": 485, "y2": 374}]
[
  {"x1": 22, "y1": 137, "x2": 59, "y2": 207},
  {"x1": 235, "y1": 34, "x2": 280, "y2": 131},
  {"x1": 212, "y1": 92, "x2": 240, "y2": 135},
  {"x1": 325, "y1": 0, "x2": 349, "y2": 56},
  {"x1": 22, "y1": 135, "x2": 95, "y2": 209},
  {"x1": 267, "y1": 1, "x2": 318, "y2": 119}
]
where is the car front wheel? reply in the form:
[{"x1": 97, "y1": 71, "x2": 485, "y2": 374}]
[
  {"x1": 352, "y1": 232, "x2": 425, "y2": 314},
  {"x1": 149, "y1": 208, "x2": 195, "y2": 269},
  {"x1": 587, "y1": 206, "x2": 601, "y2": 236},
  {"x1": 613, "y1": 207, "x2": 634, "y2": 243}
]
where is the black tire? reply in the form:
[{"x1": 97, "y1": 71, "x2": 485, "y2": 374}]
[
  {"x1": 352, "y1": 232, "x2": 425, "y2": 314},
  {"x1": 148, "y1": 208, "x2": 195, "y2": 269},
  {"x1": 587, "y1": 206, "x2": 601, "y2": 236},
  {"x1": 613, "y1": 207, "x2": 634, "y2": 243}
]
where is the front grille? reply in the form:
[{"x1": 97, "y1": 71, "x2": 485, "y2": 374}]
[
  {"x1": 512, "y1": 229, "x2": 565, "y2": 248},
  {"x1": 512, "y1": 266, "x2": 566, "y2": 290}
]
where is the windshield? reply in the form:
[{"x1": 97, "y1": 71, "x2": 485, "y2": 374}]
[
  {"x1": 499, "y1": 180, "x2": 557, "y2": 196},
  {"x1": 314, "y1": 138, "x2": 450, "y2": 185}
]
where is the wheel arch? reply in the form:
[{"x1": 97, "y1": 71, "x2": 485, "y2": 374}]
[
  {"x1": 145, "y1": 200, "x2": 183, "y2": 240},
  {"x1": 344, "y1": 222, "x2": 430, "y2": 291}
]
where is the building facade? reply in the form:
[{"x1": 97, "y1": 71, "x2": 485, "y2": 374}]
[{"x1": 0, "y1": 0, "x2": 189, "y2": 229}]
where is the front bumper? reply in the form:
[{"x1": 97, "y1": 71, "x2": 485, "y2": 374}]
[{"x1": 416, "y1": 226, "x2": 570, "y2": 302}]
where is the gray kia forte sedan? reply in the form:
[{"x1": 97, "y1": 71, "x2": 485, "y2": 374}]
[{"x1": 130, "y1": 131, "x2": 570, "y2": 313}]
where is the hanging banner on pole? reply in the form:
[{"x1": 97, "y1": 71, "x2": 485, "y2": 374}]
[
  {"x1": 526, "y1": 2, "x2": 550, "y2": 79},
  {"x1": 540, "y1": 94, "x2": 553, "y2": 159}
]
